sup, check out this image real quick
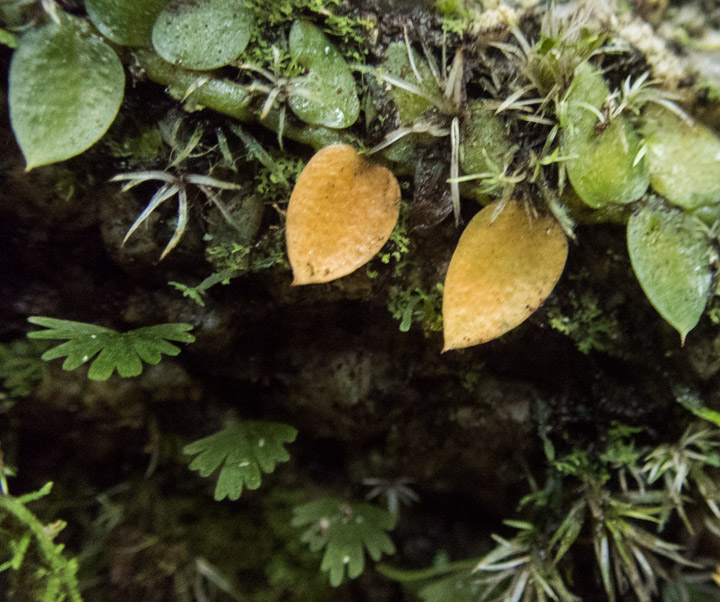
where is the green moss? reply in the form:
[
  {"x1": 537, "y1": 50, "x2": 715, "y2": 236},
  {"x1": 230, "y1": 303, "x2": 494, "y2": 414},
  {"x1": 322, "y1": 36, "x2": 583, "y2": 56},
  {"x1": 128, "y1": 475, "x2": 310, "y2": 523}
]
[
  {"x1": 254, "y1": 153, "x2": 305, "y2": 198},
  {"x1": 104, "y1": 124, "x2": 165, "y2": 168},
  {"x1": 387, "y1": 283, "x2": 444, "y2": 335},
  {"x1": 547, "y1": 291, "x2": 623, "y2": 355},
  {"x1": 434, "y1": 0, "x2": 467, "y2": 19},
  {"x1": 243, "y1": 0, "x2": 372, "y2": 70}
]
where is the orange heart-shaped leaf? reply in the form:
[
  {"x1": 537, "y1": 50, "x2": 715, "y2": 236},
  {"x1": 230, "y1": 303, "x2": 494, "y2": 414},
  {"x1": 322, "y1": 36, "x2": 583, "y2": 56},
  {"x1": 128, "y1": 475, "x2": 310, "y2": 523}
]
[
  {"x1": 287, "y1": 144, "x2": 401, "y2": 285},
  {"x1": 443, "y1": 201, "x2": 568, "y2": 351}
]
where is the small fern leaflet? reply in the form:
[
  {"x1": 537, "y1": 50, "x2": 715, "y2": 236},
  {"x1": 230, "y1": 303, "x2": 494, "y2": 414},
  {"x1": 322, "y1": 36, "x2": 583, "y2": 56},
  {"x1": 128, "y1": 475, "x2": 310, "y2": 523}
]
[
  {"x1": 27, "y1": 317, "x2": 194, "y2": 381},
  {"x1": 292, "y1": 498, "x2": 396, "y2": 586},
  {"x1": 184, "y1": 421, "x2": 298, "y2": 501}
]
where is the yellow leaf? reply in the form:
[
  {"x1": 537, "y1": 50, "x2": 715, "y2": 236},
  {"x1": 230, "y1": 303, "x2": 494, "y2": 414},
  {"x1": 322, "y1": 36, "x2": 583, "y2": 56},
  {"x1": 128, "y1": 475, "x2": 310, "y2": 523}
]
[
  {"x1": 442, "y1": 201, "x2": 568, "y2": 351},
  {"x1": 287, "y1": 144, "x2": 401, "y2": 285}
]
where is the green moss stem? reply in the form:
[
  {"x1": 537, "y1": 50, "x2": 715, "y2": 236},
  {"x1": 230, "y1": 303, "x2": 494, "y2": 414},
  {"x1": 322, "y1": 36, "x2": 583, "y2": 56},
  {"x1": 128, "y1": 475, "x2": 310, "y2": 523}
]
[{"x1": 0, "y1": 483, "x2": 81, "y2": 601}]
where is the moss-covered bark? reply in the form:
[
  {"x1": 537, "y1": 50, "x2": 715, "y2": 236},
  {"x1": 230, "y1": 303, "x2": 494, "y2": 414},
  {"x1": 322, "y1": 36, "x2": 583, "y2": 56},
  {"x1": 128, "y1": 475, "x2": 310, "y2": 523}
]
[{"x1": 2, "y1": 1, "x2": 720, "y2": 600}]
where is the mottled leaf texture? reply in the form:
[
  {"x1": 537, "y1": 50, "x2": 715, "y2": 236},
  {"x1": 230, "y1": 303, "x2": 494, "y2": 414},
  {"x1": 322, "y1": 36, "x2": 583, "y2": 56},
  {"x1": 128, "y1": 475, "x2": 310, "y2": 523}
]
[
  {"x1": 641, "y1": 105, "x2": 720, "y2": 210},
  {"x1": 627, "y1": 206, "x2": 712, "y2": 342},
  {"x1": 561, "y1": 62, "x2": 648, "y2": 208},
  {"x1": 292, "y1": 498, "x2": 396, "y2": 586},
  {"x1": 288, "y1": 20, "x2": 359, "y2": 129},
  {"x1": 442, "y1": 201, "x2": 568, "y2": 350},
  {"x1": 27, "y1": 317, "x2": 194, "y2": 381},
  {"x1": 286, "y1": 144, "x2": 401, "y2": 284},
  {"x1": 152, "y1": 0, "x2": 254, "y2": 70},
  {"x1": 86, "y1": 0, "x2": 168, "y2": 47},
  {"x1": 9, "y1": 14, "x2": 124, "y2": 169},
  {"x1": 184, "y1": 422, "x2": 297, "y2": 501}
]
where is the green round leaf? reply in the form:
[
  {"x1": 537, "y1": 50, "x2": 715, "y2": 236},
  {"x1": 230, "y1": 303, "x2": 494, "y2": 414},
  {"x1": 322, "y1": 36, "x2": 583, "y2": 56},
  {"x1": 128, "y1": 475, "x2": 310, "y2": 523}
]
[
  {"x1": 561, "y1": 62, "x2": 649, "y2": 208},
  {"x1": 627, "y1": 205, "x2": 712, "y2": 341},
  {"x1": 151, "y1": 0, "x2": 254, "y2": 70},
  {"x1": 641, "y1": 105, "x2": 720, "y2": 210},
  {"x1": 288, "y1": 20, "x2": 359, "y2": 129},
  {"x1": 86, "y1": 0, "x2": 168, "y2": 47},
  {"x1": 9, "y1": 15, "x2": 125, "y2": 170}
]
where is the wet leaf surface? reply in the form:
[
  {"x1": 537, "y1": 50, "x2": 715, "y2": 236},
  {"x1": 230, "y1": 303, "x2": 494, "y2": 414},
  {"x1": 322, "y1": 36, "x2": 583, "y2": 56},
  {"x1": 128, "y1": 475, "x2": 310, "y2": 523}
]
[
  {"x1": 86, "y1": 0, "x2": 168, "y2": 46},
  {"x1": 288, "y1": 20, "x2": 359, "y2": 129},
  {"x1": 152, "y1": 0, "x2": 254, "y2": 70},
  {"x1": 641, "y1": 105, "x2": 720, "y2": 210},
  {"x1": 627, "y1": 205, "x2": 712, "y2": 342},
  {"x1": 561, "y1": 62, "x2": 648, "y2": 208},
  {"x1": 9, "y1": 14, "x2": 124, "y2": 169}
]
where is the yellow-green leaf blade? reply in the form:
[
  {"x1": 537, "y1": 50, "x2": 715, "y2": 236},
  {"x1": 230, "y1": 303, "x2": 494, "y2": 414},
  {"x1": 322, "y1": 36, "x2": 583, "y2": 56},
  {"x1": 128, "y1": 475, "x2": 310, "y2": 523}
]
[
  {"x1": 627, "y1": 205, "x2": 712, "y2": 341},
  {"x1": 561, "y1": 62, "x2": 649, "y2": 208},
  {"x1": 641, "y1": 105, "x2": 720, "y2": 210}
]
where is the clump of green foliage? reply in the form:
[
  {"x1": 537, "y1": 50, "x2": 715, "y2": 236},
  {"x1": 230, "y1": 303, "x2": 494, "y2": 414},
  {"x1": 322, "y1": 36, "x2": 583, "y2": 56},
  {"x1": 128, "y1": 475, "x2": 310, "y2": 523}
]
[
  {"x1": 381, "y1": 415, "x2": 720, "y2": 602},
  {"x1": 547, "y1": 291, "x2": 623, "y2": 355},
  {"x1": 0, "y1": 481, "x2": 81, "y2": 602},
  {"x1": 0, "y1": 341, "x2": 47, "y2": 401},
  {"x1": 9, "y1": 0, "x2": 720, "y2": 341},
  {"x1": 387, "y1": 283, "x2": 444, "y2": 334}
]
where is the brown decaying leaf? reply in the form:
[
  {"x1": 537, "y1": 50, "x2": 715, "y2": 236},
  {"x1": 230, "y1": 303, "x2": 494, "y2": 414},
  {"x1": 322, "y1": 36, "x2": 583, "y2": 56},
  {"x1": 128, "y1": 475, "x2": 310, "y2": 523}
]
[
  {"x1": 286, "y1": 144, "x2": 401, "y2": 285},
  {"x1": 442, "y1": 201, "x2": 568, "y2": 351}
]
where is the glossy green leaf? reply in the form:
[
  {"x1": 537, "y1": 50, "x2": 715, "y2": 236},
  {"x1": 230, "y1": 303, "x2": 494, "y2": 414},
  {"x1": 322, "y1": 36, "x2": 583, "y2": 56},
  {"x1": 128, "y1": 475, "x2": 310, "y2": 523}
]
[
  {"x1": 9, "y1": 15, "x2": 124, "y2": 169},
  {"x1": 292, "y1": 498, "x2": 396, "y2": 586},
  {"x1": 184, "y1": 421, "x2": 298, "y2": 501},
  {"x1": 627, "y1": 206, "x2": 712, "y2": 341},
  {"x1": 641, "y1": 105, "x2": 720, "y2": 210},
  {"x1": 561, "y1": 62, "x2": 649, "y2": 208},
  {"x1": 152, "y1": 0, "x2": 254, "y2": 70},
  {"x1": 86, "y1": 0, "x2": 168, "y2": 47},
  {"x1": 288, "y1": 20, "x2": 359, "y2": 129}
]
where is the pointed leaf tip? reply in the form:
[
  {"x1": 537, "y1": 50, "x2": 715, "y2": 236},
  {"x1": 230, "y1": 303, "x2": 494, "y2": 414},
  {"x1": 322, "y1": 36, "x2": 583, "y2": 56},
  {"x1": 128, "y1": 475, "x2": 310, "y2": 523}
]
[
  {"x1": 286, "y1": 144, "x2": 401, "y2": 285},
  {"x1": 442, "y1": 201, "x2": 568, "y2": 350},
  {"x1": 627, "y1": 206, "x2": 711, "y2": 341}
]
